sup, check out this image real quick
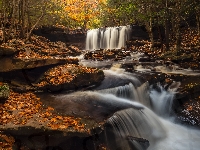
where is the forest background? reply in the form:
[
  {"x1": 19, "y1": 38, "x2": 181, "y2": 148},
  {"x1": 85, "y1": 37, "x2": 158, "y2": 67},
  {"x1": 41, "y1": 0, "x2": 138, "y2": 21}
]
[{"x1": 0, "y1": 0, "x2": 199, "y2": 51}]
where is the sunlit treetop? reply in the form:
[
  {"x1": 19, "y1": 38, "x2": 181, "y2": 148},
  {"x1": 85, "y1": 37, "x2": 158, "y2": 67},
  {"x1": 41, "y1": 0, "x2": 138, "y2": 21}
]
[{"x1": 64, "y1": 0, "x2": 106, "y2": 28}]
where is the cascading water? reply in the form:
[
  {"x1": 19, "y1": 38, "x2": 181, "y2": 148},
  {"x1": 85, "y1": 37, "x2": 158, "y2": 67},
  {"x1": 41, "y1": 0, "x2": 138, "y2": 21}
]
[
  {"x1": 85, "y1": 26, "x2": 131, "y2": 50},
  {"x1": 110, "y1": 27, "x2": 119, "y2": 49},
  {"x1": 99, "y1": 67, "x2": 200, "y2": 150},
  {"x1": 98, "y1": 82, "x2": 150, "y2": 108},
  {"x1": 149, "y1": 82, "x2": 181, "y2": 117},
  {"x1": 49, "y1": 64, "x2": 200, "y2": 150},
  {"x1": 105, "y1": 108, "x2": 167, "y2": 150}
]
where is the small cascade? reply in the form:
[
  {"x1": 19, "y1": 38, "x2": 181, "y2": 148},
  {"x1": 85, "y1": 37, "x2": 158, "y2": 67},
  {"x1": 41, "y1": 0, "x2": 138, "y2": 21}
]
[
  {"x1": 104, "y1": 104, "x2": 200, "y2": 150},
  {"x1": 102, "y1": 80, "x2": 197, "y2": 150},
  {"x1": 149, "y1": 83, "x2": 180, "y2": 117},
  {"x1": 85, "y1": 26, "x2": 131, "y2": 50},
  {"x1": 104, "y1": 108, "x2": 166, "y2": 150},
  {"x1": 98, "y1": 82, "x2": 150, "y2": 107},
  {"x1": 98, "y1": 83, "x2": 135, "y2": 100},
  {"x1": 95, "y1": 65, "x2": 141, "y2": 90},
  {"x1": 97, "y1": 80, "x2": 178, "y2": 114}
]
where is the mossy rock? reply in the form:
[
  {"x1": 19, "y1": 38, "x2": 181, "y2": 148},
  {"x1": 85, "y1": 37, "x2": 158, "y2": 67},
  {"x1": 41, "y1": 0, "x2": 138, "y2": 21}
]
[{"x1": 0, "y1": 83, "x2": 10, "y2": 102}]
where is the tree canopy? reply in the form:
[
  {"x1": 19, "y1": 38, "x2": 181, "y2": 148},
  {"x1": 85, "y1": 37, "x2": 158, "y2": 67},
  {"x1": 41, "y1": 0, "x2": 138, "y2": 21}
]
[{"x1": 0, "y1": 0, "x2": 199, "y2": 51}]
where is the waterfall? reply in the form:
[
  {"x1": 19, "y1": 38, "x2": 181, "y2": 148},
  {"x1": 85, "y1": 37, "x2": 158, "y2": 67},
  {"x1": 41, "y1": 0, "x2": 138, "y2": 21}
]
[
  {"x1": 149, "y1": 83, "x2": 178, "y2": 117},
  {"x1": 85, "y1": 26, "x2": 131, "y2": 50},
  {"x1": 118, "y1": 26, "x2": 128, "y2": 49},
  {"x1": 110, "y1": 27, "x2": 119, "y2": 49}
]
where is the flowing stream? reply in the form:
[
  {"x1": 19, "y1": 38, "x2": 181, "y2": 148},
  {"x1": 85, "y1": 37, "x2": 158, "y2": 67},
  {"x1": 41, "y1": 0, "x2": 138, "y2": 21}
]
[
  {"x1": 99, "y1": 67, "x2": 200, "y2": 150},
  {"x1": 53, "y1": 65, "x2": 200, "y2": 150},
  {"x1": 59, "y1": 27, "x2": 200, "y2": 149}
]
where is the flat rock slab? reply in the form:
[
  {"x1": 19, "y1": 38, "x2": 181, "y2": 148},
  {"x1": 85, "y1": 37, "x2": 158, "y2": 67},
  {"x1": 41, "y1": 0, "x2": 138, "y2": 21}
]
[{"x1": 0, "y1": 57, "x2": 78, "y2": 72}]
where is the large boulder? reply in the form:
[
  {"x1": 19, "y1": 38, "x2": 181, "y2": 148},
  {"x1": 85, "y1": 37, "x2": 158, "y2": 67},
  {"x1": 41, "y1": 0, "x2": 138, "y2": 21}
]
[
  {"x1": 0, "y1": 92, "x2": 102, "y2": 149},
  {"x1": 36, "y1": 64, "x2": 105, "y2": 92}
]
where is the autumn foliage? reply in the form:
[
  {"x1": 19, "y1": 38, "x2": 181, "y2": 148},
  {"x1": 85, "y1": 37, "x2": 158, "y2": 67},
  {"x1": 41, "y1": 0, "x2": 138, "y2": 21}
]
[
  {"x1": 37, "y1": 64, "x2": 100, "y2": 87},
  {"x1": 0, "y1": 92, "x2": 86, "y2": 132},
  {"x1": 64, "y1": 0, "x2": 105, "y2": 28}
]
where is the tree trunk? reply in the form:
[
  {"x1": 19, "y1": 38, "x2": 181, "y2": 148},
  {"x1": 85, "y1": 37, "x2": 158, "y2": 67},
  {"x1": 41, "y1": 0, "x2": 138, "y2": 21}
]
[
  {"x1": 7, "y1": 0, "x2": 17, "y2": 41},
  {"x1": 26, "y1": 0, "x2": 31, "y2": 31},
  {"x1": 175, "y1": 28, "x2": 181, "y2": 52},
  {"x1": 25, "y1": 11, "x2": 44, "y2": 42},
  {"x1": 146, "y1": 17, "x2": 154, "y2": 51},
  {"x1": 196, "y1": 10, "x2": 200, "y2": 37},
  {"x1": 1, "y1": 0, "x2": 6, "y2": 43},
  {"x1": 25, "y1": 0, "x2": 46, "y2": 42},
  {"x1": 164, "y1": 0, "x2": 170, "y2": 51},
  {"x1": 19, "y1": 0, "x2": 26, "y2": 38},
  {"x1": 174, "y1": 1, "x2": 182, "y2": 54},
  {"x1": 165, "y1": 19, "x2": 170, "y2": 51}
]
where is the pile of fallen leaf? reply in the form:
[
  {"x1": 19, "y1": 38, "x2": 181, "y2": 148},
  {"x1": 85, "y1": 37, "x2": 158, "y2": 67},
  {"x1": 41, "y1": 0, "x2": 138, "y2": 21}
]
[
  {"x1": 0, "y1": 92, "x2": 86, "y2": 132},
  {"x1": 0, "y1": 34, "x2": 81, "y2": 59},
  {"x1": 0, "y1": 132, "x2": 15, "y2": 150},
  {"x1": 180, "y1": 28, "x2": 199, "y2": 49},
  {"x1": 37, "y1": 64, "x2": 99, "y2": 87}
]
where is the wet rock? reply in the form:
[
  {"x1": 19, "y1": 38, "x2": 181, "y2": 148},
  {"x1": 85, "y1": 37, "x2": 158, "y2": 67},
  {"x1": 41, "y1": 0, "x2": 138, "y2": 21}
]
[
  {"x1": 130, "y1": 25, "x2": 149, "y2": 40},
  {"x1": 84, "y1": 49, "x2": 131, "y2": 61},
  {"x1": 1, "y1": 125, "x2": 92, "y2": 149},
  {"x1": 127, "y1": 136, "x2": 150, "y2": 150},
  {"x1": 179, "y1": 61, "x2": 200, "y2": 70},
  {"x1": 33, "y1": 26, "x2": 86, "y2": 50},
  {"x1": 138, "y1": 57, "x2": 150, "y2": 62},
  {"x1": 121, "y1": 63, "x2": 135, "y2": 72}
]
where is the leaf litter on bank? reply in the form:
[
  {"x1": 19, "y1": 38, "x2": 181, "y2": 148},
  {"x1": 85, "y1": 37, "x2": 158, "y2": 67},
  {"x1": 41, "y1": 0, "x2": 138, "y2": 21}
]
[
  {"x1": 0, "y1": 92, "x2": 86, "y2": 132},
  {"x1": 37, "y1": 64, "x2": 99, "y2": 87}
]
